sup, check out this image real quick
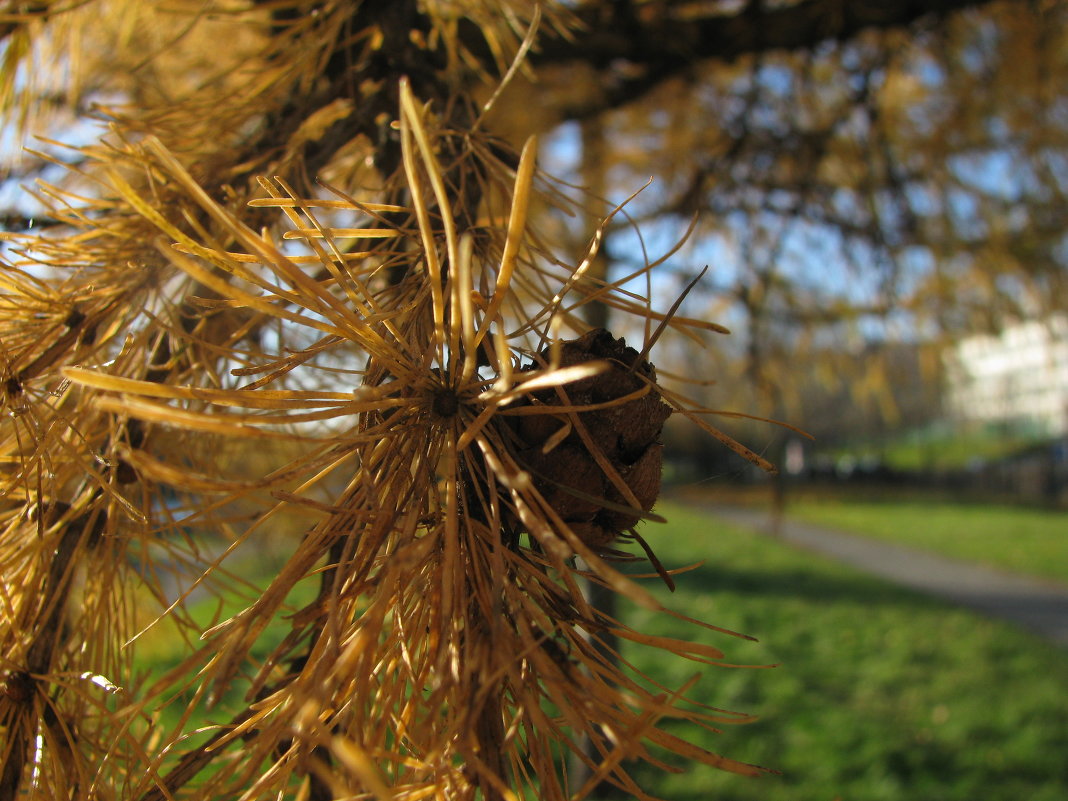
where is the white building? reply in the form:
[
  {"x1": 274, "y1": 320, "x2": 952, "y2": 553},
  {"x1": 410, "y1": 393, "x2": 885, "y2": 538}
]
[{"x1": 945, "y1": 315, "x2": 1068, "y2": 437}]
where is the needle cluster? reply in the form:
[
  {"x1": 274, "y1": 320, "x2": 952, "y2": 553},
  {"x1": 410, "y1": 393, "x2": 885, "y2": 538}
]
[{"x1": 0, "y1": 4, "x2": 775, "y2": 799}]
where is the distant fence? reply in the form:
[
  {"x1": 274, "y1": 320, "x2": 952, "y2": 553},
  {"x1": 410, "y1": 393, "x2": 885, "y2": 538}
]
[{"x1": 666, "y1": 437, "x2": 1068, "y2": 508}]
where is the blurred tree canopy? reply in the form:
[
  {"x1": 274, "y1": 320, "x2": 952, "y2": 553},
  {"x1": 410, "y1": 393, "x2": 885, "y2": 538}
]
[
  {"x1": 3, "y1": 0, "x2": 1065, "y2": 429},
  {"x1": 510, "y1": 0, "x2": 1067, "y2": 425}
]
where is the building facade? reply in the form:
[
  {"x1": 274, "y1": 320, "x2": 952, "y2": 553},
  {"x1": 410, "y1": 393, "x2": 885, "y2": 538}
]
[{"x1": 945, "y1": 315, "x2": 1068, "y2": 437}]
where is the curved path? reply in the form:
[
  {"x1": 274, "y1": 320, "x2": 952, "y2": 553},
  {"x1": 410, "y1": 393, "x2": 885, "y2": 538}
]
[{"x1": 699, "y1": 504, "x2": 1068, "y2": 648}]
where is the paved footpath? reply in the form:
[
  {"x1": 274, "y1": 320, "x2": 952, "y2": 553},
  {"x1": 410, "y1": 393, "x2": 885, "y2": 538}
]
[{"x1": 695, "y1": 504, "x2": 1068, "y2": 649}]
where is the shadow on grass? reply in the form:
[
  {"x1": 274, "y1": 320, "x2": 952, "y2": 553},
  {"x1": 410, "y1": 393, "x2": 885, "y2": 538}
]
[{"x1": 654, "y1": 558, "x2": 940, "y2": 612}]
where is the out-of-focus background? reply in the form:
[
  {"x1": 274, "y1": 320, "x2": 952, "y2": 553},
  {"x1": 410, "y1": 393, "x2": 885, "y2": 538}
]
[
  {"x1": 493, "y1": 4, "x2": 1068, "y2": 798},
  {"x1": 505, "y1": 2, "x2": 1068, "y2": 513},
  {"x1": 513, "y1": 10, "x2": 1068, "y2": 795}
]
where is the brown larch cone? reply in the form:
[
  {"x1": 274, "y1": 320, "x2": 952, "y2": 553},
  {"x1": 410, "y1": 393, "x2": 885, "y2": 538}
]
[{"x1": 509, "y1": 328, "x2": 672, "y2": 548}]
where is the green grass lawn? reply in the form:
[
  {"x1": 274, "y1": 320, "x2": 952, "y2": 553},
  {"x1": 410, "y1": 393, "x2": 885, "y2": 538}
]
[
  {"x1": 132, "y1": 502, "x2": 1068, "y2": 801},
  {"x1": 614, "y1": 502, "x2": 1068, "y2": 801},
  {"x1": 784, "y1": 499, "x2": 1068, "y2": 585}
]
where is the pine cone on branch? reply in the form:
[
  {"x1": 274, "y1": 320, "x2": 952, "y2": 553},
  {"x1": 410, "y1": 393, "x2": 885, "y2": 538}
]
[{"x1": 509, "y1": 328, "x2": 672, "y2": 548}]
